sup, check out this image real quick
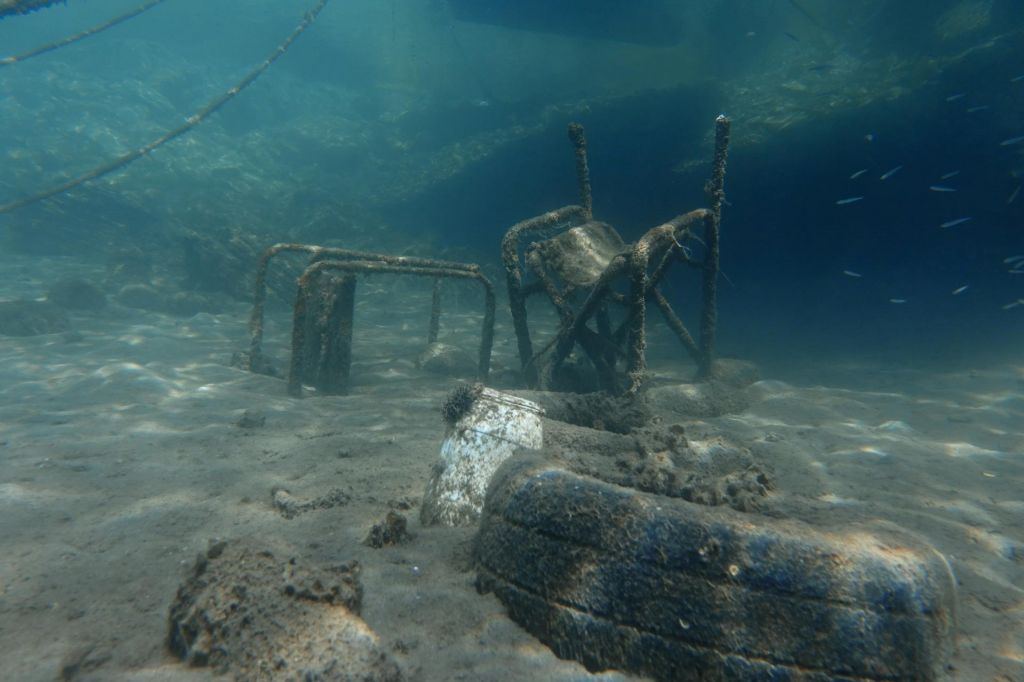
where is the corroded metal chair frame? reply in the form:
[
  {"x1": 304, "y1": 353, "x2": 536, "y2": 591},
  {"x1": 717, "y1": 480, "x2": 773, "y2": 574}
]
[
  {"x1": 287, "y1": 259, "x2": 495, "y2": 397},
  {"x1": 245, "y1": 243, "x2": 493, "y2": 397},
  {"x1": 502, "y1": 116, "x2": 730, "y2": 395}
]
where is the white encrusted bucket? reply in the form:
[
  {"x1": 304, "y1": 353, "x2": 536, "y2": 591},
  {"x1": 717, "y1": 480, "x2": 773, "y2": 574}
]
[{"x1": 420, "y1": 387, "x2": 544, "y2": 527}]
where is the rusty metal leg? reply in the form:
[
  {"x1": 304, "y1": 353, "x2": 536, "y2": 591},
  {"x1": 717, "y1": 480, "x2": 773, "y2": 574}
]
[
  {"x1": 568, "y1": 123, "x2": 593, "y2": 219},
  {"x1": 626, "y1": 253, "x2": 648, "y2": 395},
  {"x1": 287, "y1": 274, "x2": 315, "y2": 398},
  {"x1": 428, "y1": 277, "x2": 441, "y2": 344},
  {"x1": 506, "y1": 273, "x2": 537, "y2": 387},
  {"x1": 320, "y1": 274, "x2": 356, "y2": 394},
  {"x1": 543, "y1": 256, "x2": 629, "y2": 387},
  {"x1": 478, "y1": 283, "x2": 495, "y2": 381},
  {"x1": 288, "y1": 272, "x2": 357, "y2": 396},
  {"x1": 577, "y1": 327, "x2": 620, "y2": 393},
  {"x1": 505, "y1": 259, "x2": 538, "y2": 387},
  {"x1": 651, "y1": 288, "x2": 701, "y2": 364},
  {"x1": 501, "y1": 206, "x2": 588, "y2": 388},
  {"x1": 595, "y1": 304, "x2": 616, "y2": 366},
  {"x1": 698, "y1": 115, "x2": 730, "y2": 378}
]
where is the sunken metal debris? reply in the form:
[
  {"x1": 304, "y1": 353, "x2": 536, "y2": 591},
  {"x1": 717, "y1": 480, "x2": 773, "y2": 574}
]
[
  {"x1": 243, "y1": 243, "x2": 492, "y2": 397},
  {"x1": 501, "y1": 206, "x2": 589, "y2": 388},
  {"x1": 290, "y1": 270, "x2": 357, "y2": 396},
  {"x1": 567, "y1": 122, "x2": 593, "y2": 219},
  {"x1": 502, "y1": 116, "x2": 731, "y2": 395},
  {"x1": 288, "y1": 260, "x2": 494, "y2": 397}
]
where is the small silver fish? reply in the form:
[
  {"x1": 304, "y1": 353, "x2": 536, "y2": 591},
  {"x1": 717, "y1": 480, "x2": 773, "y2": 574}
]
[
  {"x1": 940, "y1": 170, "x2": 960, "y2": 180},
  {"x1": 1012, "y1": 75, "x2": 1024, "y2": 83},
  {"x1": 849, "y1": 168, "x2": 868, "y2": 179},
  {"x1": 999, "y1": 135, "x2": 1024, "y2": 146},
  {"x1": 889, "y1": 298, "x2": 907, "y2": 304},
  {"x1": 952, "y1": 285, "x2": 968, "y2": 295},
  {"x1": 966, "y1": 105, "x2": 989, "y2": 113},
  {"x1": 1008, "y1": 185, "x2": 1021, "y2": 205},
  {"x1": 929, "y1": 186, "x2": 956, "y2": 192},
  {"x1": 940, "y1": 217, "x2": 972, "y2": 228},
  {"x1": 945, "y1": 93, "x2": 966, "y2": 101},
  {"x1": 842, "y1": 270, "x2": 862, "y2": 278},
  {"x1": 1002, "y1": 299, "x2": 1024, "y2": 310},
  {"x1": 880, "y1": 165, "x2": 903, "y2": 180},
  {"x1": 836, "y1": 196, "x2": 864, "y2": 205},
  {"x1": 1004, "y1": 254, "x2": 1024, "y2": 265}
]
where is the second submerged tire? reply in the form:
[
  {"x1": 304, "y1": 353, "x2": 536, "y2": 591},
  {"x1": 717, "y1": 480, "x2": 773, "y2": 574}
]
[{"x1": 475, "y1": 456, "x2": 957, "y2": 681}]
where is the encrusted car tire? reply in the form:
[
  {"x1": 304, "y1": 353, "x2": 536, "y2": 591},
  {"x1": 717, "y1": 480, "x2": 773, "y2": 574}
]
[{"x1": 475, "y1": 456, "x2": 957, "y2": 681}]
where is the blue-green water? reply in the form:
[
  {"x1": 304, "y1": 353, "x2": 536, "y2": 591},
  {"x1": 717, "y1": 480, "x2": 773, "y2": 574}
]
[{"x1": 2, "y1": 0, "x2": 1021, "y2": 372}]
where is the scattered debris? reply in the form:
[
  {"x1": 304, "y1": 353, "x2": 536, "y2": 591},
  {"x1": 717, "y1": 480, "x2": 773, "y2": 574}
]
[
  {"x1": 235, "y1": 410, "x2": 266, "y2": 429},
  {"x1": 364, "y1": 511, "x2": 413, "y2": 548},
  {"x1": 272, "y1": 487, "x2": 351, "y2": 519},
  {"x1": 416, "y1": 342, "x2": 476, "y2": 377}
]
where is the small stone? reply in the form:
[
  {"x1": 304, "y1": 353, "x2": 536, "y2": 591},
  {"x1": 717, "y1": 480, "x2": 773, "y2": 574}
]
[
  {"x1": 230, "y1": 350, "x2": 281, "y2": 378},
  {"x1": 273, "y1": 487, "x2": 351, "y2": 519},
  {"x1": 363, "y1": 511, "x2": 412, "y2": 548},
  {"x1": 416, "y1": 342, "x2": 476, "y2": 377},
  {"x1": 235, "y1": 410, "x2": 266, "y2": 429}
]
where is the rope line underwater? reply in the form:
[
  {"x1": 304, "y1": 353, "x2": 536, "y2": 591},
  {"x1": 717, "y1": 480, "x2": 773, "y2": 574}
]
[
  {"x1": 0, "y1": 0, "x2": 330, "y2": 216},
  {"x1": 0, "y1": 0, "x2": 168, "y2": 68}
]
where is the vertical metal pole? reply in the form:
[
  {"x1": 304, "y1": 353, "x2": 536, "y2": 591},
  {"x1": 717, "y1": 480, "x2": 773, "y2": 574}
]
[
  {"x1": 698, "y1": 115, "x2": 730, "y2": 378},
  {"x1": 568, "y1": 122, "x2": 593, "y2": 220},
  {"x1": 478, "y1": 281, "x2": 495, "y2": 381},
  {"x1": 287, "y1": 274, "x2": 314, "y2": 397},
  {"x1": 428, "y1": 277, "x2": 441, "y2": 344},
  {"x1": 626, "y1": 246, "x2": 649, "y2": 395},
  {"x1": 334, "y1": 275, "x2": 357, "y2": 394}
]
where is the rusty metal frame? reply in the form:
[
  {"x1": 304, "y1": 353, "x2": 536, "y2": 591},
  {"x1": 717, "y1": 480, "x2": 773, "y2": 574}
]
[
  {"x1": 247, "y1": 243, "x2": 478, "y2": 371},
  {"x1": 501, "y1": 116, "x2": 731, "y2": 394},
  {"x1": 243, "y1": 242, "x2": 489, "y2": 396},
  {"x1": 287, "y1": 259, "x2": 495, "y2": 397}
]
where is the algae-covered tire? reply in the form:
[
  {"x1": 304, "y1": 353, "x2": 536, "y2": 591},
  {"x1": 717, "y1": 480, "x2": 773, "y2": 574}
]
[{"x1": 475, "y1": 456, "x2": 957, "y2": 682}]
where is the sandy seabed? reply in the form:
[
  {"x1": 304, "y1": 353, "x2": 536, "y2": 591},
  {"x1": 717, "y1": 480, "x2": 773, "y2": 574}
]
[{"x1": 0, "y1": 254, "x2": 1021, "y2": 681}]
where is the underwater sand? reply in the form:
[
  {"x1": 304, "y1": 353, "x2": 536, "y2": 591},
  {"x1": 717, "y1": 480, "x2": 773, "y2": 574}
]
[{"x1": 0, "y1": 253, "x2": 1021, "y2": 681}]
